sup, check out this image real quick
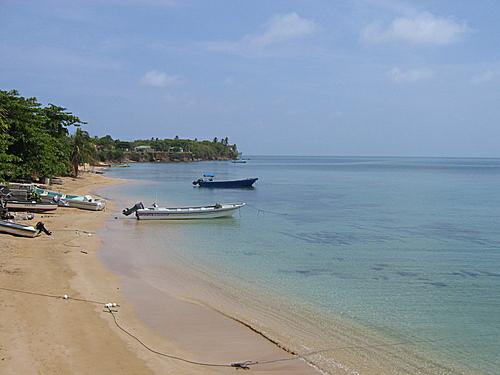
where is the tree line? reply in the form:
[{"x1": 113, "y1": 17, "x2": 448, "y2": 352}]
[
  {"x1": 94, "y1": 135, "x2": 238, "y2": 162},
  {"x1": 0, "y1": 89, "x2": 238, "y2": 182},
  {"x1": 0, "y1": 89, "x2": 91, "y2": 181}
]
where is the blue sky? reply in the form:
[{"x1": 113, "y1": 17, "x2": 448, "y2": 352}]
[{"x1": 1, "y1": 0, "x2": 499, "y2": 156}]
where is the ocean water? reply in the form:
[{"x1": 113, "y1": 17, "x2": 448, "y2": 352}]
[{"x1": 100, "y1": 156, "x2": 500, "y2": 375}]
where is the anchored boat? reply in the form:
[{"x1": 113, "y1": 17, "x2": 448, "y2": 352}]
[
  {"x1": 123, "y1": 202, "x2": 245, "y2": 220},
  {"x1": 192, "y1": 173, "x2": 258, "y2": 188},
  {"x1": 0, "y1": 220, "x2": 52, "y2": 238}
]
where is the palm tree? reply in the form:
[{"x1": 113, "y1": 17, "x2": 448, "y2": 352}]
[{"x1": 70, "y1": 128, "x2": 95, "y2": 177}]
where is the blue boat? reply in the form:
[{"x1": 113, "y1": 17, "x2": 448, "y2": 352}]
[{"x1": 192, "y1": 173, "x2": 258, "y2": 188}]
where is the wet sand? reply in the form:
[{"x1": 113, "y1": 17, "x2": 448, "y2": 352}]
[
  {"x1": 98, "y1": 178, "x2": 468, "y2": 375},
  {"x1": 0, "y1": 173, "x2": 316, "y2": 374}
]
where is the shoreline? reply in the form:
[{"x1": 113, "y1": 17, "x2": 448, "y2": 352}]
[
  {"x1": 1, "y1": 171, "x2": 486, "y2": 375},
  {"x1": 104, "y1": 235, "x2": 464, "y2": 375},
  {"x1": 95, "y1": 171, "x2": 481, "y2": 375},
  {"x1": 0, "y1": 173, "x2": 153, "y2": 374},
  {"x1": 0, "y1": 173, "x2": 316, "y2": 374}
]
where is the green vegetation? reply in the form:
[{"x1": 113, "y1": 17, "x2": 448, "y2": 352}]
[
  {"x1": 93, "y1": 135, "x2": 238, "y2": 162},
  {"x1": 0, "y1": 89, "x2": 238, "y2": 182},
  {"x1": 71, "y1": 129, "x2": 96, "y2": 177},
  {"x1": 0, "y1": 89, "x2": 86, "y2": 181}
]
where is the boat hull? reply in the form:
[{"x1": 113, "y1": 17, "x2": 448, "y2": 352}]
[
  {"x1": 6, "y1": 201, "x2": 58, "y2": 212},
  {"x1": 2, "y1": 184, "x2": 32, "y2": 200},
  {"x1": 135, "y1": 203, "x2": 245, "y2": 220},
  {"x1": 33, "y1": 188, "x2": 106, "y2": 211},
  {"x1": 0, "y1": 220, "x2": 38, "y2": 237},
  {"x1": 197, "y1": 178, "x2": 258, "y2": 188},
  {"x1": 33, "y1": 187, "x2": 59, "y2": 198},
  {"x1": 64, "y1": 199, "x2": 106, "y2": 211}
]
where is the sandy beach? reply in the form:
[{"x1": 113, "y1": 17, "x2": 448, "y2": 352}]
[{"x1": 0, "y1": 173, "x2": 316, "y2": 374}]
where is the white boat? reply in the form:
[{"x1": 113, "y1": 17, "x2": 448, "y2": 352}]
[
  {"x1": 60, "y1": 195, "x2": 106, "y2": 211},
  {"x1": 33, "y1": 188, "x2": 105, "y2": 211},
  {"x1": 5, "y1": 200, "x2": 58, "y2": 212},
  {"x1": 0, "y1": 220, "x2": 51, "y2": 238},
  {"x1": 123, "y1": 202, "x2": 245, "y2": 220}
]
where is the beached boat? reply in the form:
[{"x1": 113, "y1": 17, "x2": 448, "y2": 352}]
[
  {"x1": 192, "y1": 173, "x2": 258, "y2": 188},
  {"x1": 7, "y1": 182, "x2": 37, "y2": 191},
  {"x1": 2, "y1": 183, "x2": 33, "y2": 200},
  {"x1": 123, "y1": 202, "x2": 245, "y2": 220},
  {"x1": 0, "y1": 220, "x2": 51, "y2": 238},
  {"x1": 5, "y1": 200, "x2": 58, "y2": 213},
  {"x1": 33, "y1": 187, "x2": 106, "y2": 211},
  {"x1": 61, "y1": 194, "x2": 106, "y2": 211},
  {"x1": 1, "y1": 188, "x2": 54, "y2": 213}
]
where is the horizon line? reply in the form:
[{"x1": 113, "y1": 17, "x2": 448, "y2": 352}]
[{"x1": 240, "y1": 154, "x2": 500, "y2": 159}]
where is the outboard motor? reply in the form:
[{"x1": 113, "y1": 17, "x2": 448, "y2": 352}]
[
  {"x1": 0, "y1": 198, "x2": 9, "y2": 220},
  {"x1": 27, "y1": 190, "x2": 41, "y2": 202},
  {"x1": 35, "y1": 222, "x2": 52, "y2": 235},
  {"x1": 192, "y1": 179, "x2": 202, "y2": 186},
  {"x1": 0, "y1": 186, "x2": 12, "y2": 198},
  {"x1": 122, "y1": 202, "x2": 144, "y2": 216}
]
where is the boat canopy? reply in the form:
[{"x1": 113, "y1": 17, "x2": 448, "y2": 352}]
[{"x1": 203, "y1": 173, "x2": 215, "y2": 177}]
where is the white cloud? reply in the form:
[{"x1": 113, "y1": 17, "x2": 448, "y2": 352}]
[
  {"x1": 361, "y1": 12, "x2": 469, "y2": 45},
  {"x1": 140, "y1": 70, "x2": 181, "y2": 88},
  {"x1": 205, "y1": 12, "x2": 317, "y2": 56},
  {"x1": 244, "y1": 12, "x2": 317, "y2": 48},
  {"x1": 471, "y1": 70, "x2": 500, "y2": 84},
  {"x1": 387, "y1": 67, "x2": 433, "y2": 83}
]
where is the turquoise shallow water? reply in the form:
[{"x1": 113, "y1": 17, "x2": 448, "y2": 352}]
[{"x1": 102, "y1": 156, "x2": 500, "y2": 374}]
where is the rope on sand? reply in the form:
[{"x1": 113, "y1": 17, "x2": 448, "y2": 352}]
[
  {"x1": 0, "y1": 286, "x2": 254, "y2": 370},
  {"x1": 63, "y1": 239, "x2": 80, "y2": 248},
  {"x1": 57, "y1": 229, "x2": 95, "y2": 235},
  {"x1": 56, "y1": 229, "x2": 93, "y2": 248},
  {"x1": 0, "y1": 286, "x2": 104, "y2": 305},
  {"x1": 106, "y1": 308, "x2": 254, "y2": 369},
  {"x1": 2, "y1": 286, "x2": 498, "y2": 371}
]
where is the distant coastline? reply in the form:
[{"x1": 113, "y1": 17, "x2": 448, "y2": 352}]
[
  {"x1": 94, "y1": 135, "x2": 238, "y2": 164},
  {"x1": 0, "y1": 89, "x2": 238, "y2": 182}
]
